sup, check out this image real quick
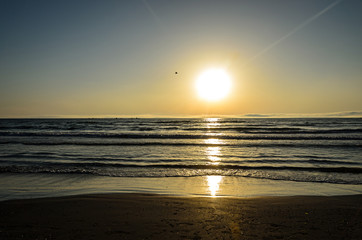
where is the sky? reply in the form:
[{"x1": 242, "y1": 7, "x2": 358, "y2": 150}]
[{"x1": 0, "y1": 0, "x2": 361, "y2": 118}]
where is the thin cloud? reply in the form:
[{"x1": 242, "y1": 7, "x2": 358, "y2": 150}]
[
  {"x1": 246, "y1": 0, "x2": 344, "y2": 65},
  {"x1": 142, "y1": 0, "x2": 163, "y2": 27}
]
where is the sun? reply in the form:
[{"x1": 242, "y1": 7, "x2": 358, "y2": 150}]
[{"x1": 196, "y1": 68, "x2": 232, "y2": 101}]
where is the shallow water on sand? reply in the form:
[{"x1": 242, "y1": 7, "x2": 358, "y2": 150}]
[{"x1": 1, "y1": 173, "x2": 361, "y2": 201}]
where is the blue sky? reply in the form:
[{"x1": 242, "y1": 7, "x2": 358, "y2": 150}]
[{"x1": 1, "y1": 0, "x2": 361, "y2": 117}]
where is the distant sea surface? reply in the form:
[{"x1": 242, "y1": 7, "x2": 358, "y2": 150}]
[{"x1": 1, "y1": 118, "x2": 362, "y2": 199}]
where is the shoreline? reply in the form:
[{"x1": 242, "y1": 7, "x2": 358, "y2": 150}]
[
  {"x1": 2, "y1": 173, "x2": 362, "y2": 202},
  {"x1": 1, "y1": 193, "x2": 361, "y2": 239}
]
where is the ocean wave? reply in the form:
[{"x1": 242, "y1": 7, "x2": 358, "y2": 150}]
[
  {"x1": 1, "y1": 140, "x2": 360, "y2": 149},
  {"x1": 1, "y1": 163, "x2": 361, "y2": 174},
  {"x1": 1, "y1": 165, "x2": 361, "y2": 185},
  {"x1": 183, "y1": 127, "x2": 362, "y2": 134},
  {"x1": 1, "y1": 118, "x2": 361, "y2": 186},
  {"x1": 2, "y1": 154, "x2": 361, "y2": 167},
  {"x1": 1, "y1": 131, "x2": 361, "y2": 141}
]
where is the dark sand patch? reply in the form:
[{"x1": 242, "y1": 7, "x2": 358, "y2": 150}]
[{"x1": 1, "y1": 194, "x2": 361, "y2": 239}]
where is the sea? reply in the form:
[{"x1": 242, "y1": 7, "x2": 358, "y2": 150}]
[{"x1": 1, "y1": 118, "x2": 362, "y2": 200}]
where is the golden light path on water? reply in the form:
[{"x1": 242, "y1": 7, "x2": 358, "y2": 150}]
[
  {"x1": 207, "y1": 176, "x2": 223, "y2": 197},
  {"x1": 204, "y1": 139, "x2": 221, "y2": 165},
  {"x1": 204, "y1": 118, "x2": 224, "y2": 197}
]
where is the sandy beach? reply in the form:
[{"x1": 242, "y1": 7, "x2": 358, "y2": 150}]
[{"x1": 1, "y1": 194, "x2": 361, "y2": 240}]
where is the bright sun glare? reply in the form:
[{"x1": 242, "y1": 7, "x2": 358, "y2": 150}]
[{"x1": 196, "y1": 68, "x2": 232, "y2": 101}]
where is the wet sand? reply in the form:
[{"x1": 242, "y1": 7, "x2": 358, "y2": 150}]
[{"x1": 1, "y1": 194, "x2": 361, "y2": 240}]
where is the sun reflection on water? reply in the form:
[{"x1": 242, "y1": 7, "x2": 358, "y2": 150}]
[
  {"x1": 204, "y1": 119, "x2": 223, "y2": 196},
  {"x1": 206, "y1": 120, "x2": 220, "y2": 128},
  {"x1": 205, "y1": 117, "x2": 220, "y2": 123},
  {"x1": 207, "y1": 175, "x2": 223, "y2": 197},
  {"x1": 204, "y1": 139, "x2": 222, "y2": 165},
  {"x1": 204, "y1": 138, "x2": 220, "y2": 145},
  {"x1": 206, "y1": 146, "x2": 221, "y2": 165}
]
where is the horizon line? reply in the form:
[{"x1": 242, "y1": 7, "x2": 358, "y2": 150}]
[{"x1": 0, "y1": 111, "x2": 361, "y2": 119}]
